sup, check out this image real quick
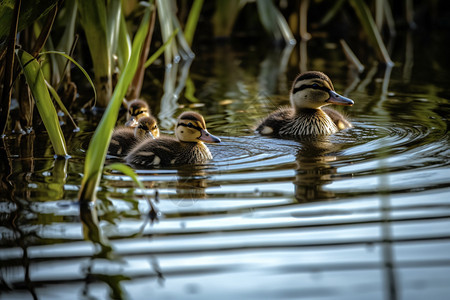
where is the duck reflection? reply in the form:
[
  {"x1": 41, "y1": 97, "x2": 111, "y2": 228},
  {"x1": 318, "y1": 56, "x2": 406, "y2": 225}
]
[
  {"x1": 293, "y1": 136, "x2": 341, "y2": 203},
  {"x1": 166, "y1": 166, "x2": 212, "y2": 208}
]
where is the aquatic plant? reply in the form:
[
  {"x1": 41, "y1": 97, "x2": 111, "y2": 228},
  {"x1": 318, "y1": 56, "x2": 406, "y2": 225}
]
[
  {"x1": 78, "y1": 7, "x2": 152, "y2": 203},
  {"x1": 16, "y1": 49, "x2": 68, "y2": 156},
  {"x1": 76, "y1": 0, "x2": 113, "y2": 108}
]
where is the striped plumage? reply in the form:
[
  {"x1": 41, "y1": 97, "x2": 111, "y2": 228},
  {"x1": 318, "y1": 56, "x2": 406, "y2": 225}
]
[
  {"x1": 126, "y1": 111, "x2": 221, "y2": 167},
  {"x1": 126, "y1": 137, "x2": 214, "y2": 166},
  {"x1": 108, "y1": 116, "x2": 159, "y2": 156},
  {"x1": 256, "y1": 71, "x2": 354, "y2": 137}
]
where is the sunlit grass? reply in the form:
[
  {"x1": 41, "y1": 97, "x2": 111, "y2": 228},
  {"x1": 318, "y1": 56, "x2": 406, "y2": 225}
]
[
  {"x1": 16, "y1": 49, "x2": 68, "y2": 157},
  {"x1": 78, "y1": 8, "x2": 151, "y2": 203}
]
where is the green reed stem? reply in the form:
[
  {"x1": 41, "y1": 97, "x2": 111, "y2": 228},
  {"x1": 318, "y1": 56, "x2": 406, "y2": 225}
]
[
  {"x1": 79, "y1": 8, "x2": 151, "y2": 203},
  {"x1": 16, "y1": 49, "x2": 68, "y2": 157},
  {"x1": 349, "y1": 0, "x2": 393, "y2": 66},
  {"x1": 184, "y1": 0, "x2": 204, "y2": 46}
]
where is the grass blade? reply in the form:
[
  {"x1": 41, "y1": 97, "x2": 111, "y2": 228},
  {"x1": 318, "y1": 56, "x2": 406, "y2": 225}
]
[
  {"x1": 105, "y1": 163, "x2": 158, "y2": 222},
  {"x1": 349, "y1": 0, "x2": 393, "y2": 66},
  {"x1": 106, "y1": 0, "x2": 121, "y2": 56},
  {"x1": 318, "y1": 0, "x2": 346, "y2": 27},
  {"x1": 212, "y1": 0, "x2": 241, "y2": 38},
  {"x1": 340, "y1": 39, "x2": 365, "y2": 73},
  {"x1": 55, "y1": 0, "x2": 78, "y2": 78},
  {"x1": 0, "y1": 0, "x2": 20, "y2": 136},
  {"x1": 257, "y1": 0, "x2": 281, "y2": 41},
  {"x1": 76, "y1": 0, "x2": 111, "y2": 107},
  {"x1": 117, "y1": 9, "x2": 131, "y2": 70},
  {"x1": 105, "y1": 163, "x2": 145, "y2": 190},
  {"x1": 183, "y1": 0, "x2": 204, "y2": 46},
  {"x1": 45, "y1": 80, "x2": 78, "y2": 129},
  {"x1": 16, "y1": 49, "x2": 68, "y2": 156},
  {"x1": 144, "y1": 28, "x2": 178, "y2": 68},
  {"x1": 40, "y1": 50, "x2": 97, "y2": 104},
  {"x1": 79, "y1": 8, "x2": 151, "y2": 203}
]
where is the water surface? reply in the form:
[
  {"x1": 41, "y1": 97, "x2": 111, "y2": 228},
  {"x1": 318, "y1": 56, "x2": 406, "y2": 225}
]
[{"x1": 1, "y1": 33, "x2": 450, "y2": 299}]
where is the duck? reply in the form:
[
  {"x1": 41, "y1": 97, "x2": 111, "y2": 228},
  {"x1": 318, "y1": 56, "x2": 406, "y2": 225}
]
[
  {"x1": 125, "y1": 99, "x2": 151, "y2": 127},
  {"x1": 108, "y1": 116, "x2": 160, "y2": 156},
  {"x1": 126, "y1": 111, "x2": 221, "y2": 167},
  {"x1": 256, "y1": 71, "x2": 354, "y2": 137}
]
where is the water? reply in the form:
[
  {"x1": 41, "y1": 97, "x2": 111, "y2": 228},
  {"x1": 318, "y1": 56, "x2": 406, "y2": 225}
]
[{"x1": 1, "y1": 33, "x2": 450, "y2": 299}]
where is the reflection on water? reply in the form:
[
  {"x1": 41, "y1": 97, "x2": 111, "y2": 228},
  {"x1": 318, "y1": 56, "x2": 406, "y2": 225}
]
[
  {"x1": 1, "y1": 32, "x2": 450, "y2": 299},
  {"x1": 294, "y1": 138, "x2": 339, "y2": 203}
]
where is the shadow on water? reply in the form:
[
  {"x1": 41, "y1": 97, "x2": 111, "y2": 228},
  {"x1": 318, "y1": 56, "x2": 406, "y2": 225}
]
[{"x1": 2, "y1": 29, "x2": 450, "y2": 299}]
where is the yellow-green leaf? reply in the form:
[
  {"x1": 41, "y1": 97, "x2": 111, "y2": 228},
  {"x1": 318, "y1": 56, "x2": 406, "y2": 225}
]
[
  {"x1": 16, "y1": 49, "x2": 68, "y2": 157},
  {"x1": 79, "y1": 8, "x2": 151, "y2": 203}
]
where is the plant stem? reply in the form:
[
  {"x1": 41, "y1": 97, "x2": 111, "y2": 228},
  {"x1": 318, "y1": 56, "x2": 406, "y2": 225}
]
[
  {"x1": 0, "y1": 0, "x2": 21, "y2": 136},
  {"x1": 30, "y1": 2, "x2": 58, "y2": 57},
  {"x1": 128, "y1": 7, "x2": 156, "y2": 100},
  {"x1": 184, "y1": 0, "x2": 204, "y2": 46}
]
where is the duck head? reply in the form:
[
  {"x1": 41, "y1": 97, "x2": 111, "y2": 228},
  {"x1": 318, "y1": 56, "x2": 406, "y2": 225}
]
[
  {"x1": 175, "y1": 111, "x2": 221, "y2": 143},
  {"x1": 134, "y1": 116, "x2": 160, "y2": 139},
  {"x1": 290, "y1": 71, "x2": 354, "y2": 112},
  {"x1": 125, "y1": 99, "x2": 150, "y2": 127}
]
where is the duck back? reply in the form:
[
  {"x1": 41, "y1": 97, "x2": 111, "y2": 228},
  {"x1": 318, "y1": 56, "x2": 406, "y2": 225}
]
[
  {"x1": 108, "y1": 127, "x2": 139, "y2": 156},
  {"x1": 126, "y1": 137, "x2": 213, "y2": 167}
]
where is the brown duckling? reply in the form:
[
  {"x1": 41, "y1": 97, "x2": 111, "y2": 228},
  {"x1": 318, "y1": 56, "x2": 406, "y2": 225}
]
[
  {"x1": 108, "y1": 116, "x2": 160, "y2": 156},
  {"x1": 125, "y1": 99, "x2": 151, "y2": 127},
  {"x1": 126, "y1": 111, "x2": 221, "y2": 167},
  {"x1": 256, "y1": 71, "x2": 354, "y2": 137}
]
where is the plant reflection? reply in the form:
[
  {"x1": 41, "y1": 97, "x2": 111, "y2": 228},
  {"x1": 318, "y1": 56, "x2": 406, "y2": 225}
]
[
  {"x1": 80, "y1": 202, "x2": 131, "y2": 299},
  {"x1": 158, "y1": 58, "x2": 193, "y2": 130},
  {"x1": 79, "y1": 186, "x2": 161, "y2": 299}
]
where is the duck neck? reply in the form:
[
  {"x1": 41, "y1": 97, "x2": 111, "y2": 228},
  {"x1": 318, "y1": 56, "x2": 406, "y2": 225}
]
[
  {"x1": 179, "y1": 140, "x2": 212, "y2": 161},
  {"x1": 291, "y1": 107, "x2": 337, "y2": 135},
  {"x1": 295, "y1": 107, "x2": 322, "y2": 115}
]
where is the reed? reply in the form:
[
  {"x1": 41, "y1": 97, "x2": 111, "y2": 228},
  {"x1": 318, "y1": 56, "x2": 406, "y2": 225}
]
[
  {"x1": 76, "y1": 0, "x2": 112, "y2": 107},
  {"x1": 78, "y1": 8, "x2": 151, "y2": 203},
  {"x1": 348, "y1": 0, "x2": 393, "y2": 66},
  {"x1": 16, "y1": 49, "x2": 68, "y2": 157},
  {"x1": 183, "y1": 0, "x2": 204, "y2": 46}
]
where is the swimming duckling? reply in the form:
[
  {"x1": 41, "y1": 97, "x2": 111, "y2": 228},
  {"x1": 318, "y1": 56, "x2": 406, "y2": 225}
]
[
  {"x1": 126, "y1": 111, "x2": 221, "y2": 167},
  {"x1": 125, "y1": 99, "x2": 151, "y2": 127},
  {"x1": 108, "y1": 116, "x2": 160, "y2": 156},
  {"x1": 256, "y1": 71, "x2": 354, "y2": 137}
]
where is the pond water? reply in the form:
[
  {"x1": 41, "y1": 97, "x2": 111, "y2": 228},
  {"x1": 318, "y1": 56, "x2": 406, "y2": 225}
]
[{"x1": 1, "y1": 31, "x2": 450, "y2": 300}]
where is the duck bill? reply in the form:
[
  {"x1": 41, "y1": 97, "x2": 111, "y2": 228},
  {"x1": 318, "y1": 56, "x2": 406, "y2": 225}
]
[
  {"x1": 327, "y1": 90, "x2": 354, "y2": 106},
  {"x1": 145, "y1": 131, "x2": 155, "y2": 139},
  {"x1": 125, "y1": 117, "x2": 139, "y2": 127},
  {"x1": 199, "y1": 129, "x2": 221, "y2": 143}
]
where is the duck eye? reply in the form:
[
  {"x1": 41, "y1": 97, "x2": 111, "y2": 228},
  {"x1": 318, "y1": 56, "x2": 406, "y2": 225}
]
[
  {"x1": 311, "y1": 83, "x2": 320, "y2": 88},
  {"x1": 187, "y1": 122, "x2": 194, "y2": 128}
]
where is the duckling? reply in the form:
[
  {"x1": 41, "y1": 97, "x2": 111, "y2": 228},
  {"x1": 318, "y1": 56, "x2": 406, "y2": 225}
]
[
  {"x1": 256, "y1": 71, "x2": 354, "y2": 137},
  {"x1": 108, "y1": 116, "x2": 160, "y2": 156},
  {"x1": 126, "y1": 111, "x2": 221, "y2": 167},
  {"x1": 125, "y1": 99, "x2": 151, "y2": 127}
]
